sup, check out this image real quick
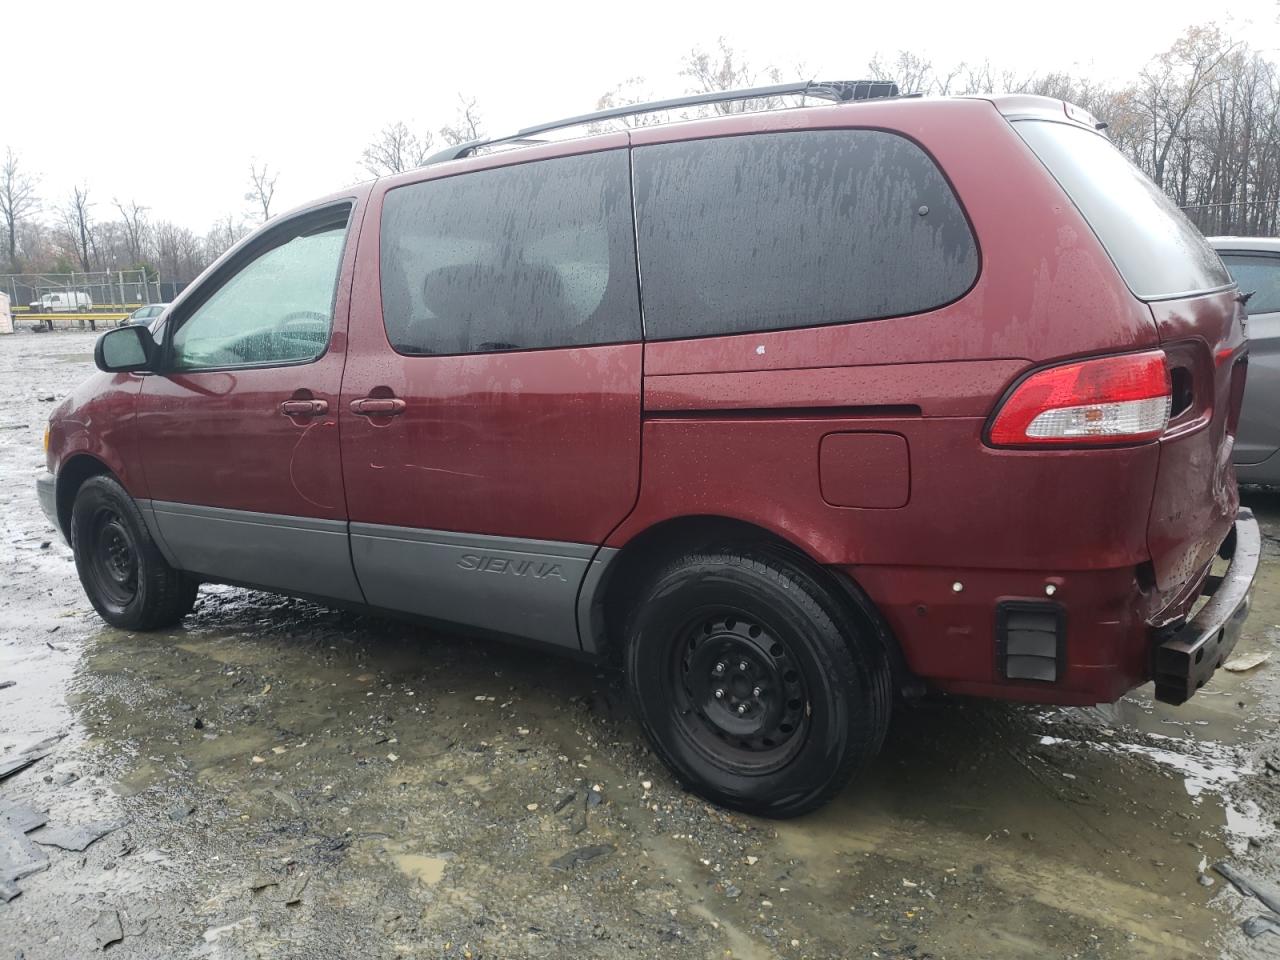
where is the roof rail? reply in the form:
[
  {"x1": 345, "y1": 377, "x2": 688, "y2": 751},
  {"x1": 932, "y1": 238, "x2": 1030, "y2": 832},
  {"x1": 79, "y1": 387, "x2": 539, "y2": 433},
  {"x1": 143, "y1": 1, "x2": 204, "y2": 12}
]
[{"x1": 424, "y1": 79, "x2": 902, "y2": 165}]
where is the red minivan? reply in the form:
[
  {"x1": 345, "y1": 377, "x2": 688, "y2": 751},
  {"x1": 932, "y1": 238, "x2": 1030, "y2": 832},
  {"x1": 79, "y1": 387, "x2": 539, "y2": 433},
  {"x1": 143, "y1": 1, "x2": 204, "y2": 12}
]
[{"x1": 38, "y1": 84, "x2": 1260, "y2": 817}]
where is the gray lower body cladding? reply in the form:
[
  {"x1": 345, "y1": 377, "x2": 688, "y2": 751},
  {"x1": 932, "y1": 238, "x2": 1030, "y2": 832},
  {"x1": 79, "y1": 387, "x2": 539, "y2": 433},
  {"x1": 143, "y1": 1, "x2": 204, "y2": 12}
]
[
  {"x1": 350, "y1": 523, "x2": 611, "y2": 651},
  {"x1": 36, "y1": 471, "x2": 58, "y2": 537},
  {"x1": 144, "y1": 500, "x2": 364, "y2": 604},
  {"x1": 135, "y1": 500, "x2": 614, "y2": 652}
]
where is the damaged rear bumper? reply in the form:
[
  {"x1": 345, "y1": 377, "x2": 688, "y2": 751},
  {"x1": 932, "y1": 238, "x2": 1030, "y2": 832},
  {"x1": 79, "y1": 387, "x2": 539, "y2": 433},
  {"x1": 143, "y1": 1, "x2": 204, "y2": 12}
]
[{"x1": 1153, "y1": 508, "x2": 1261, "y2": 705}]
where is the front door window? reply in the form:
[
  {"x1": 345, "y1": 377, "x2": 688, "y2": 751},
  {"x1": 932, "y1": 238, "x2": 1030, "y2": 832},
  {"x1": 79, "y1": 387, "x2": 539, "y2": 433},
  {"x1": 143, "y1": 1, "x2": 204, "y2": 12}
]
[{"x1": 171, "y1": 212, "x2": 348, "y2": 370}]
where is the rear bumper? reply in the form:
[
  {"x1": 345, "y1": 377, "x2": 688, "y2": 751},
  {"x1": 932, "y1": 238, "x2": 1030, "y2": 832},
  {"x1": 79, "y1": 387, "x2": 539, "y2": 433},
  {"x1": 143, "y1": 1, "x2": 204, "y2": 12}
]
[
  {"x1": 849, "y1": 507, "x2": 1261, "y2": 706},
  {"x1": 36, "y1": 471, "x2": 60, "y2": 538},
  {"x1": 1152, "y1": 509, "x2": 1261, "y2": 705}
]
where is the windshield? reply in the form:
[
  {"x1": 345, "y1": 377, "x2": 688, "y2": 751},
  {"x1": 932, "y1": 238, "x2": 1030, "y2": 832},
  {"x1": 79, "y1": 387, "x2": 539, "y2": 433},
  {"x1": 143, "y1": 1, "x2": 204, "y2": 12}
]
[{"x1": 1014, "y1": 120, "x2": 1232, "y2": 301}]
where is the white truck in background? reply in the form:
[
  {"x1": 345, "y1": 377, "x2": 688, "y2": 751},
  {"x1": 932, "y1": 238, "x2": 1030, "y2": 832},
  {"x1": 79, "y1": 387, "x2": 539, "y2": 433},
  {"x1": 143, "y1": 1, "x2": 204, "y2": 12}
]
[{"x1": 29, "y1": 291, "x2": 93, "y2": 313}]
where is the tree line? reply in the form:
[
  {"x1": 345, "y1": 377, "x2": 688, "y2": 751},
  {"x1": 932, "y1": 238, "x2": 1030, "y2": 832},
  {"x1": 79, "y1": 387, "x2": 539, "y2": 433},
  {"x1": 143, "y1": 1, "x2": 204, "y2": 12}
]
[
  {"x1": 1, "y1": 23, "x2": 1276, "y2": 289},
  {"x1": 0, "y1": 156, "x2": 278, "y2": 285},
  {"x1": 863, "y1": 24, "x2": 1280, "y2": 236}
]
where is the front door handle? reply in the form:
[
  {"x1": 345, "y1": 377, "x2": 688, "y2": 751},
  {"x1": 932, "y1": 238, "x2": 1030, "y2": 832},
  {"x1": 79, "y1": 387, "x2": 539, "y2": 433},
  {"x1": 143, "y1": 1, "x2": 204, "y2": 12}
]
[
  {"x1": 350, "y1": 397, "x2": 407, "y2": 417},
  {"x1": 279, "y1": 399, "x2": 329, "y2": 417}
]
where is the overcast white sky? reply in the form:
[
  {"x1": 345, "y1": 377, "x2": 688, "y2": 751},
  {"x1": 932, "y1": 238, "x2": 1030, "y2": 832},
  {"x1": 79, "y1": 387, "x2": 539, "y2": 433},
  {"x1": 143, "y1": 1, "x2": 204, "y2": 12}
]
[{"x1": 5, "y1": 0, "x2": 1278, "y2": 230}]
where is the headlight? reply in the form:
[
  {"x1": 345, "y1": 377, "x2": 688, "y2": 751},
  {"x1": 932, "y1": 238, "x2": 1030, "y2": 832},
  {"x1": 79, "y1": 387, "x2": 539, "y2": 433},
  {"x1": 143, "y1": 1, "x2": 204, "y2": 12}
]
[{"x1": 43, "y1": 427, "x2": 50, "y2": 452}]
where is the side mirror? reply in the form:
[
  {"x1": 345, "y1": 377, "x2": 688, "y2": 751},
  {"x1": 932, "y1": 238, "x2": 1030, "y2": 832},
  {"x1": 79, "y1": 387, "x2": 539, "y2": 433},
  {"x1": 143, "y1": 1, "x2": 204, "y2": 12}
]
[{"x1": 95, "y1": 324, "x2": 157, "y2": 373}]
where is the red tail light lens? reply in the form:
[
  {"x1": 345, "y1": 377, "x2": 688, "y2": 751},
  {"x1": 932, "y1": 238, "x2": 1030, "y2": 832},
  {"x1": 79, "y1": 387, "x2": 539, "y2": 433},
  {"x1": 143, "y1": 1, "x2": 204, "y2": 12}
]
[{"x1": 989, "y1": 350, "x2": 1172, "y2": 447}]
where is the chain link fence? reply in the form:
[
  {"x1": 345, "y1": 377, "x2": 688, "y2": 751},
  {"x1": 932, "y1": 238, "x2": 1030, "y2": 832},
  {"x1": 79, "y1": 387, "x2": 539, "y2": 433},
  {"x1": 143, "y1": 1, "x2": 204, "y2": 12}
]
[{"x1": 1, "y1": 270, "x2": 187, "y2": 329}]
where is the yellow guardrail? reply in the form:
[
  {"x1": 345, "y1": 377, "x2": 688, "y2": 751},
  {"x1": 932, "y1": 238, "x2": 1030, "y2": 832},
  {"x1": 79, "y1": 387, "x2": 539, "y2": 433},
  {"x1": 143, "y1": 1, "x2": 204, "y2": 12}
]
[
  {"x1": 20, "y1": 313, "x2": 129, "y2": 323},
  {"x1": 14, "y1": 305, "x2": 145, "y2": 313}
]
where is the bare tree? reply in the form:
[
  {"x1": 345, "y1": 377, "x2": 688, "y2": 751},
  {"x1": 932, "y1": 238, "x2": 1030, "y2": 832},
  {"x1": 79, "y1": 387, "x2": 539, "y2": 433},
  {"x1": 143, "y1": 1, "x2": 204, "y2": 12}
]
[
  {"x1": 61, "y1": 185, "x2": 94, "y2": 272},
  {"x1": 867, "y1": 51, "x2": 954, "y2": 96},
  {"x1": 680, "y1": 38, "x2": 790, "y2": 114},
  {"x1": 113, "y1": 198, "x2": 150, "y2": 265},
  {"x1": 868, "y1": 25, "x2": 1279, "y2": 236},
  {"x1": 152, "y1": 220, "x2": 205, "y2": 284},
  {"x1": 361, "y1": 122, "x2": 434, "y2": 176},
  {"x1": 1133, "y1": 25, "x2": 1237, "y2": 187},
  {"x1": 204, "y1": 215, "x2": 249, "y2": 262},
  {"x1": 439, "y1": 95, "x2": 484, "y2": 146},
  {"x1": 591, "y1": 77, "x2": 671, "y2": 131},
  {"x1": 592, "y1": 40, "x2": 803, "y2": 133},
  {"x1": 0, "y1": 148, "x2": 40, "y2": 269},
  {"x1": 90, "y1": 220, "x2": 128, "y2": 272},
  {"x1": 245, "y1": 163, "x2": 278, "y2": 223}
]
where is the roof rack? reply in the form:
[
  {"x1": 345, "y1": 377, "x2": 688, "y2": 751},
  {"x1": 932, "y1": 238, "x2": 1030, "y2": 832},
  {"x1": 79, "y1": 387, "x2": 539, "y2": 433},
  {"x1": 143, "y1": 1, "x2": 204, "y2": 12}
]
[{"x1": 424, "y1": 79, "x2": 902, "y2": 165}]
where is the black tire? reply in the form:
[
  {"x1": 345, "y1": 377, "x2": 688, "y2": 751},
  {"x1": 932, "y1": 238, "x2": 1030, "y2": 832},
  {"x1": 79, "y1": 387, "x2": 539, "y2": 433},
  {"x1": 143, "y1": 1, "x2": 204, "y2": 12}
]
[
  {"x1": 624, "y1": 546, "x2": 891, "y2": 818},
  {"x1": 70, "y1": 475, "x2": 197, "y2": 630}
]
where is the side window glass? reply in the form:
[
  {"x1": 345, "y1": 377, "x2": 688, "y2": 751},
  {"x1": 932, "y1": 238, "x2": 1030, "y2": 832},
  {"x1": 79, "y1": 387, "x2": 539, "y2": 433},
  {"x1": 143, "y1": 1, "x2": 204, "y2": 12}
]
[
  {"x1": 379, "y1": 150, "x2": 640, "y2": 355},
  {"x1": 633, "y1": 130, "x2": 979, "y2": 339},
  {"x1": 1221, "y1": 254, "x2": 1280, "y2": 315},
  {"x1": 171, "y1": 208, "x2": 349, "y2": 370}
]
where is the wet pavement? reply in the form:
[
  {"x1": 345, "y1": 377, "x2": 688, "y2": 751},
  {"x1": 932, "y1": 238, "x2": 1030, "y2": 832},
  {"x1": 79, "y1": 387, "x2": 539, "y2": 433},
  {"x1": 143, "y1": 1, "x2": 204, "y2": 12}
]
[{"x1": 2, "y1": 329, "x2": 1279, "y2": 958}]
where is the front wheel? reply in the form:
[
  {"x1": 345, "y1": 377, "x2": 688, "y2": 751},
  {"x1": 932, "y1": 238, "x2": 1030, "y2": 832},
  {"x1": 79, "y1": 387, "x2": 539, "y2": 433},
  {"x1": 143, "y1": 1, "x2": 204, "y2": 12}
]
[
  {"x1": 70, "y1": 475, "x2": 197, "y2": 630},
  {"x1": 624, "y1": 547, "x2": 891, "y2": 818}
]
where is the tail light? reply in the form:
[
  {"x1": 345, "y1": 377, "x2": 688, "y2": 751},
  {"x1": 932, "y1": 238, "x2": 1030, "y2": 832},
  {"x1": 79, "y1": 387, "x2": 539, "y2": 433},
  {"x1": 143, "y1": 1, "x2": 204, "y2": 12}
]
[{"x1": 988, "y1": 350, "x2": 1171, "y2": 447}]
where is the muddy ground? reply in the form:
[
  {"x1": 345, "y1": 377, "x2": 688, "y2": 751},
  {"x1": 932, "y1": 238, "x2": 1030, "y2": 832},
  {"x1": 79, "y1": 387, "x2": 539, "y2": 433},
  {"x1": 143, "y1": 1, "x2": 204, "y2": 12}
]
[{"x1": 1, "y1": 328, "x2": 1279, "y2": 959}]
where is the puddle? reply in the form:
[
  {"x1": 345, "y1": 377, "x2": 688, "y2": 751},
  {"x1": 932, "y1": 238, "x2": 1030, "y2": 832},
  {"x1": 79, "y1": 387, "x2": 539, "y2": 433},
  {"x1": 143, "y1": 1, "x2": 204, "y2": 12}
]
[
  {"x1": 1223, "y1": 799, "x2": 1275, "y2": 855},
  {"x1": 393, "y1": 853, "x2": 448, "y2": 886},
  {"x1": 1039, "y1": 732, "x2": 1248, "y2": 799}
]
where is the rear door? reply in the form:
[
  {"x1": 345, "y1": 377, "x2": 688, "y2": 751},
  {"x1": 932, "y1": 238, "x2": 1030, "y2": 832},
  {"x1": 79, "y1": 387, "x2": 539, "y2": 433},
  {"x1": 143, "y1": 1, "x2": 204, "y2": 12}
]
[
  {"x1": 1217, "y1": 249, "x2": 1280, "y2": 467},
  {"x1": 135, "y1": 200, "x2": 364, "y2": 602},
  {"x1": 339, "y1": 142, "x2": 643, "y2": 649}
]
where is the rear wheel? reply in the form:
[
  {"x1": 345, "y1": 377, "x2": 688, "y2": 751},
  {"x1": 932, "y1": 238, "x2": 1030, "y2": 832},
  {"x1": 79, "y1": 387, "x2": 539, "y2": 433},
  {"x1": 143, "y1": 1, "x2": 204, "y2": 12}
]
[
  {"x1": 71, "y1": 475, "x2": 197, "y2": 630},
  {"x1": 624, "y1": 547, "x2": 891, "y2": 818}
]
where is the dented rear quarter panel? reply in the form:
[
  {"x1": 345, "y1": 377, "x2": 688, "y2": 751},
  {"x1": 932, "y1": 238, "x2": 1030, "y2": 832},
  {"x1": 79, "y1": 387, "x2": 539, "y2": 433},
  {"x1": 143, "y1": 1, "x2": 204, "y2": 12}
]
[{"x1": 1145, "y1": 290, "x2": 1247, "y2": 597}]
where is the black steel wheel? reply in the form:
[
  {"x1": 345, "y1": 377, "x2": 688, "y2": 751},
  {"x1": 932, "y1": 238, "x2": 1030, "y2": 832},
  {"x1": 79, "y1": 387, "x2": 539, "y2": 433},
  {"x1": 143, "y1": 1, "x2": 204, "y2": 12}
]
[
  {"x1": 674, "y1": 611, "x2": 811, "y2": 772},
  {"x1": 71, "y1": 474, "x2": 197, "y2": 630},
  {"x1": 83, "y1": 506, "x2": 140, "y2": 608},
  {"x1": 625, "y1": 546, "x2": 891, "y2": 818}
]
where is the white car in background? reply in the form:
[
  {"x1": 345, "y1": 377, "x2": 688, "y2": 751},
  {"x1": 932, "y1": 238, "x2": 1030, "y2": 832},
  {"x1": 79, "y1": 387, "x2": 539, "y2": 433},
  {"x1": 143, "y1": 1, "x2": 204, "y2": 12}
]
[{"x1": 29, "y1": 291, "x2": 92, "y2": 313}]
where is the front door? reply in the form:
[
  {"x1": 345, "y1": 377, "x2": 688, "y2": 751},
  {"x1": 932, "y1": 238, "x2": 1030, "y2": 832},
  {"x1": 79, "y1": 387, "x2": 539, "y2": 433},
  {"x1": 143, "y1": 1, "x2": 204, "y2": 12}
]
[
  {"x1": 135, "y1": 199, "x2": 365, "y2": 602},
  {"x1": 339, "y1": 144, "x2": 642, "y2": 648},
  {"x1": 1219, "y1": 249, "x2": 1280, "y2": 468}
]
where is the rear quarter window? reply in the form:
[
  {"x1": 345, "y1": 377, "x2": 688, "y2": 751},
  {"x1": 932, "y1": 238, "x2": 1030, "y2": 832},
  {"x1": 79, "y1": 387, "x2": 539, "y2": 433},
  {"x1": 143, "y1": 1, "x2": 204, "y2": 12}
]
[
  {"x1": 1014, "y1": 120, "x2": 1232, "y2": 301},
  {"x1": 632, "y1": 129, "x2": 979, "y2": 340},
  {"x1": 1219, "y1": 253, "x2": 1280, "y2": 315}
]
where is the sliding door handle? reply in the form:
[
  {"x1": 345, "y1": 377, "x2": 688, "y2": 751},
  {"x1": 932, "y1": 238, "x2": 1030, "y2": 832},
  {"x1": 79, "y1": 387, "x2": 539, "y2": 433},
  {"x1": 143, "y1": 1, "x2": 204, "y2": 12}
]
[
  {"x1": 350, "y1": 397, "x2": 406, "y2": 417},
  {"x1": 279, "y1": 399, "x2": 329, "y2": 417}
]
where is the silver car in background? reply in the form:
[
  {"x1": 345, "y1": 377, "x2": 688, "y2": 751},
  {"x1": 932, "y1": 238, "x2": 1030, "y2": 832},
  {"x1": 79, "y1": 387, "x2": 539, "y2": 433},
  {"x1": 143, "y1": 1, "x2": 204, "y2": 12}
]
[
  {"x1": 118, "y1": 303, "x2": 170, "y2": 327},
  {"x1": 1210, "y1": 237, "x2": 1280, "y2": 485}
]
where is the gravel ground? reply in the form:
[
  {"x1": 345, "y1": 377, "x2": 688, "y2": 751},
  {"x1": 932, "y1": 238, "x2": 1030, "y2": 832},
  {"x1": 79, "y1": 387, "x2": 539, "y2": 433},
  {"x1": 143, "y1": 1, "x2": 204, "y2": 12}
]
[{"x1": 1, "y1": 329, "x2": 1279, "y2": 959}]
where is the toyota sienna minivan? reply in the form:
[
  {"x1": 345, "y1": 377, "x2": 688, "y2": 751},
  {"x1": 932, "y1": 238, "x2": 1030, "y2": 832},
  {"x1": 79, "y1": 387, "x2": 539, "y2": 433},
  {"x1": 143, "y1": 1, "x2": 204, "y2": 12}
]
[{"x1": 38, "y1": 82, "x2": 1260, "y2": 817}]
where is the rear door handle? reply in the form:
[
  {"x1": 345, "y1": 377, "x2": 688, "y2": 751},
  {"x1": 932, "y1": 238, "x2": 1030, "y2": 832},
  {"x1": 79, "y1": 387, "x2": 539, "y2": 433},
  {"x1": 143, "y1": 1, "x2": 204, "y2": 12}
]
[
  {"x1": 279, "y1": 399, "x2": 329, "y2": 417},
  {"x1": 350, "y1": 397, "x2": 406, "y2": 416}
]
